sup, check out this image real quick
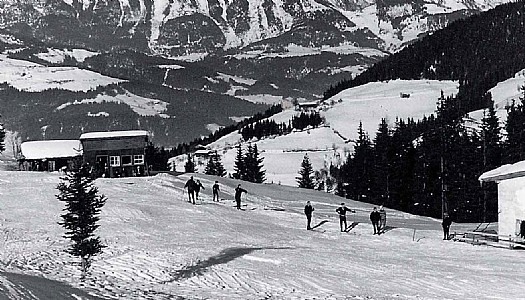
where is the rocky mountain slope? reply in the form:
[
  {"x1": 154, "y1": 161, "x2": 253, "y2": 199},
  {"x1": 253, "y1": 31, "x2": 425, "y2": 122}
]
[
  {"x1": 0, "y1": 0, "x2": 509, "y2": 54},
  {"x1": 0, "y1": 0, "x2": 512, "y2": 149}
]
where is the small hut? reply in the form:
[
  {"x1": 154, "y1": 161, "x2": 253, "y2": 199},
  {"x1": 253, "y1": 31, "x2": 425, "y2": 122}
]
[{"x1": 479, "y1": 161, "x2": 525, "y2": 239}]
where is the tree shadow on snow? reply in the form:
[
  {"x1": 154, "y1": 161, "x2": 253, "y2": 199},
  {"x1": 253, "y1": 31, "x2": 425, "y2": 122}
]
[{"x1": 164, "y1": 246, "x2": 293, "y2": 283}]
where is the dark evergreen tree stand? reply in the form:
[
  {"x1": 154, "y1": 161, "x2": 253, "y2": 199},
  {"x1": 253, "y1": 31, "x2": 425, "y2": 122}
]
[
  {"x1": 184, "y1": 153, "x2": 195, "y2": 173},
  {"x1": 56, "y1": 165, "x2": 107, "y2": 277},
  {"x1": 297, "y1": 154, "x2": 315, "y2": 189},
  {"x1": 204, "y1": 152, "x2": 227, "y2": 177}
]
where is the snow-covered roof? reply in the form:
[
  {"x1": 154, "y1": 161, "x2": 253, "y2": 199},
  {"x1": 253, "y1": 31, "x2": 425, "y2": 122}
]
[
  {"x1": 20, "y1": 140, "x2": 81, "y2": 160},
  {"x1": 79, "y1": 130, "x2": 149, "y2": 140},
  {"x1": 479, "y1": 161, "x2": 525, "y2": 182},
  {"x1": 298, "y1": 101, "x2": 319, "y2": 107},
  {"x1": 194, "y1": 149, "x2": 212, "y2": 155}
]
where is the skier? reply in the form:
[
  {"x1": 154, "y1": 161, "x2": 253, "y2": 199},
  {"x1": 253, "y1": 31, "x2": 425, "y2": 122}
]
[
  {"x1": 195, "y1": 179, "x2": 205, "y2": 200},
  {"x1": 442, "y1": 213, "x2": 452, "y2": 240},
  {"x1": 336, "y1": 203, "x2": 354, "y2": 232},
  {"x1": 235, "y1": 184, "x2": 247, "y2": 209},
  {"x1": 370, "y1": 207, "x2": 381, "y2": 234},
  {"x1": 212, "y1": 181, "x2": 220, "y2": 202},
  {"x1": 379, "y1": 206, "x2": 387, "y2": 233},
  {"x1": 184, "y1": 176, "x2": 196, "y2": 204},
  {"x1": 304, "y1": 201, "x2": 315, "y2": 230}
]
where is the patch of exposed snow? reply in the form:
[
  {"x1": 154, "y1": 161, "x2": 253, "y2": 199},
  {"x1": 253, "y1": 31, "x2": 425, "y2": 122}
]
[
  {"x1": 206, "y1": 123, "x2": 223, "y2": 133},
  {"x1": 0, "y1": 55, "x2": 123, "y2": 92},
  {"x1": 237, "y1": 94, "x2": 284, "y2": 105},
  {"x1": 216, "y1": 73, "x2": 256, "y2": 86},
  {"x1": 157, "y1": 64, "x2": 185, "y2": 70},
  {"x1": 87, "y1": 112, "x2": 110, "y2": 117},
  {"x1": 56, "y1": 91, "x2": 169, "y2": 117}
]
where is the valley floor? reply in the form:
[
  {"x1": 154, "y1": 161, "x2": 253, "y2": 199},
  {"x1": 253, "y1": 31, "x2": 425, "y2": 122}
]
[{"x1": 0, "y1": 171, "x2": 523, "y2": 299}]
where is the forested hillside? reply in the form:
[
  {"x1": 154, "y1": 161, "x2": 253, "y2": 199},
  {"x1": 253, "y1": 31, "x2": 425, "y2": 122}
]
[{"x1": 324, "y1": 1, "x2": 525, "y2": 113}]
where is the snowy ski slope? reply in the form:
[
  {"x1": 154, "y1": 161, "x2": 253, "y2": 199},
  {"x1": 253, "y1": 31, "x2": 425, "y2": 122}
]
[{"x1": 0, "y1": 171, "x2": 523, "y2": 299}]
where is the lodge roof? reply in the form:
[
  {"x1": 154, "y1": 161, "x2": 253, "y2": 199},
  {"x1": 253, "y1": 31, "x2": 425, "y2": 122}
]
[
  {"x1": 79, "y1": 130, "x2": 149, "y2": 140},
  {"x1": 20, "y1": 140, "x2": 81, "y2": 160}
]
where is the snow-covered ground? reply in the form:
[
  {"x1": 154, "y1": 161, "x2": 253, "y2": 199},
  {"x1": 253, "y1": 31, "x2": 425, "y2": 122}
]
[
  {"x1": 0, "y1": 55, "x2": 123, "y2": 92},
  {"x1": 174, "y1": 79, "x2": 459, "y2": 186},
  {"x1": 0, "y1": 171, "x2": 523, "y2": 299},
  {"x1": 467, "y1": 68, "x2": 525, "y2": 130}
]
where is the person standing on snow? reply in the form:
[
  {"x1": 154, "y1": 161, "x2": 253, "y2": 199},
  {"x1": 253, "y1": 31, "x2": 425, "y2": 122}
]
[
  {"x1": 195, "y1": 179, "x2": 205, "y2": 200},
  {"x1": 304, "y1": 201, "x2": 315, "y2": 230},
  {"x1": 379, "y1": 206, "x2": 387, "y2": 233},
  {"x1": 370, "y1": 207, "x2": 381, "y2": 234},
  {"x1": 184, "y1": 176, "x2": 196, "y2": 204},
  {"x1": 212, "y1": 181, "x2": 220, "y2": 202},
  {"x1": 442, "y1": 213, "x2": 452, "y2": 240},
  {"x1": 235, "y1": 184, "x2": 247, "y2": 209},
  {"x1": 336, "y1": 203, "x2": 354, "y2": 232}
]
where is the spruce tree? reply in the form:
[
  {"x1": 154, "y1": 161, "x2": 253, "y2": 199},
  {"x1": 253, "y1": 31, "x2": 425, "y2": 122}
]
[
  {"x1": 352, "y1": 121, "x2": 374, "y2": 202},
  {"x1": 244, "y1": 144, "x2": 266, "y2": 183},
  {"x1": 0, "y1": 120, "x2": 5, "y2": 153},
  {"x1": 297, "y1": 154, "x2": 315, "y2": 189},
  {"x1": 214, "y1": 154, "x2": 227, "y2": 177},
  {"x1": 480, "y1": 93, "x2": 501, "y2": 222},
  {"x1": 232, "y1": 145, "x2": 245, "y2": 180},
  {"x1": 184, "y1": 153, "x2": 195, "y2": 173},
  {"x1": 372, "y1": 118, "x2": 392, "y2": 205},
  {"x1": 56, "y1": 164, "x2": 106, "y2": 276},
  {"x1": 204, "y1": 152, "x2": 227, "y2": 177},
  {"x1": 503, "y1": 87, "x2": 525, "y2": 164},
  {"x1": 480, "y1": 93, "x2": 502, "y2": 171}
]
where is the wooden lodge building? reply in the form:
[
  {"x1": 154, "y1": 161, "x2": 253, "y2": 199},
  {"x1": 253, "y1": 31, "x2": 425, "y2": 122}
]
[
  {"x1": 18, "y1": 140, "x2": 81, "y2": 171},
  {"x1": 80, "y1": 130, "x2": 149, "y2": 178}
]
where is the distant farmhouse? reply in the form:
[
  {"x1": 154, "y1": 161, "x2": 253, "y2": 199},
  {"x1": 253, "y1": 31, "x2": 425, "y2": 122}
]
[
  {"x1": 193, "y1": 145, "x2": 215, "y2": 167},
  {"x1": 80, "y1": 130, "x2": 149, "y2": 178},
  {"x1": 296, "y1": 101, "x2": 319, "y2": 111},
  {"x1": 480, "y1": 161, "x2": 525, "y2": 241},
  {"x1": 19, "y1": 140, "x2": 81, "y2": 171}
]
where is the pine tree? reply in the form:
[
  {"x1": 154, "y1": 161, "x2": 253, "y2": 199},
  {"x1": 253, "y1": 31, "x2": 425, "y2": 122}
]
[
  {"x1": 352, "y1": 121, "x2": 374, "y2": 202},
  {"x1": 480, "y1": 93, "x2": 501, "y2": 222},
  {"x1": 372, "y1": 118, "x2": 392, "y2": 205},
  {"x1": 296, "y1": 154, "x2": 315, "y2": 189},
  {"x1": 184, "y1": 153, "x2": 195, "y2": 173},
  {"x1": 244, "y1": 143, "x2": 266, "y2": 183},
  {"x1": 480, "y1": 93, "x2": 502, "y2": 172},
  {"x1": 56, "y1": 164, "x2": 106, "y2": 276},
  {"x1": 503, "y1": 87, "x2": 525, "y2": 164},
  {"x1": 232, "y1": 145, "x2": 245, "y2": 180},
  {"x1": 204, "y1": 156, "x2": 216, "y2": 175},
  {"x1": 0, "y1": 120, "x2": 5, "y2": 153},
  {"x1": 204, "y1": 152, "x2": 227, "y2": 177}
]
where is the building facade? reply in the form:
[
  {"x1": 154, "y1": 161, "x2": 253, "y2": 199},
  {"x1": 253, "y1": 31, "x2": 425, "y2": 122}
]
[
  {"x1": 80, "y1": 130, "x2": 149, "y2": 178},
  {"x1": 480, "y1": 161, "x2": 525, "y2": 238}
]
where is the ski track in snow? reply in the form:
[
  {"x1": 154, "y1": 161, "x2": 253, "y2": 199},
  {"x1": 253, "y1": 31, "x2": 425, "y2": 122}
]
[{"x1": 0, "y1": 171, "x2": 524, "y2": 299}]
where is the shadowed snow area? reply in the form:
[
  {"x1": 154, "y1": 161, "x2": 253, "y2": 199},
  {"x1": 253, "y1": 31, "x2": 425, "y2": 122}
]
[
  {"x1": 0, "y1": 171, "x2": 523, "y2": 299},
  {"x1": 0, "y1": 272, "x2": 106, "y2": 299}
]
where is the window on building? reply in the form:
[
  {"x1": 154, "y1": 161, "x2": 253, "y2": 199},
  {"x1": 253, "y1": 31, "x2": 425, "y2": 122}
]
[
  {"x1": 110, "y1": 156, "x2": 120, "y2": 167},
  {"x1": 133, "y1": 155, "x2": 144, "y2": 165},
  {"x1": 122, "y1": 155, "x2": 132, "y2": 166}
]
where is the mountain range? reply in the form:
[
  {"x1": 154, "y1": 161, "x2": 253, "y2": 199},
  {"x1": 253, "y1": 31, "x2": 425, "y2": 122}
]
[{"x1": 0, "y1": 0, "x2": 513, "y2": 148}]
